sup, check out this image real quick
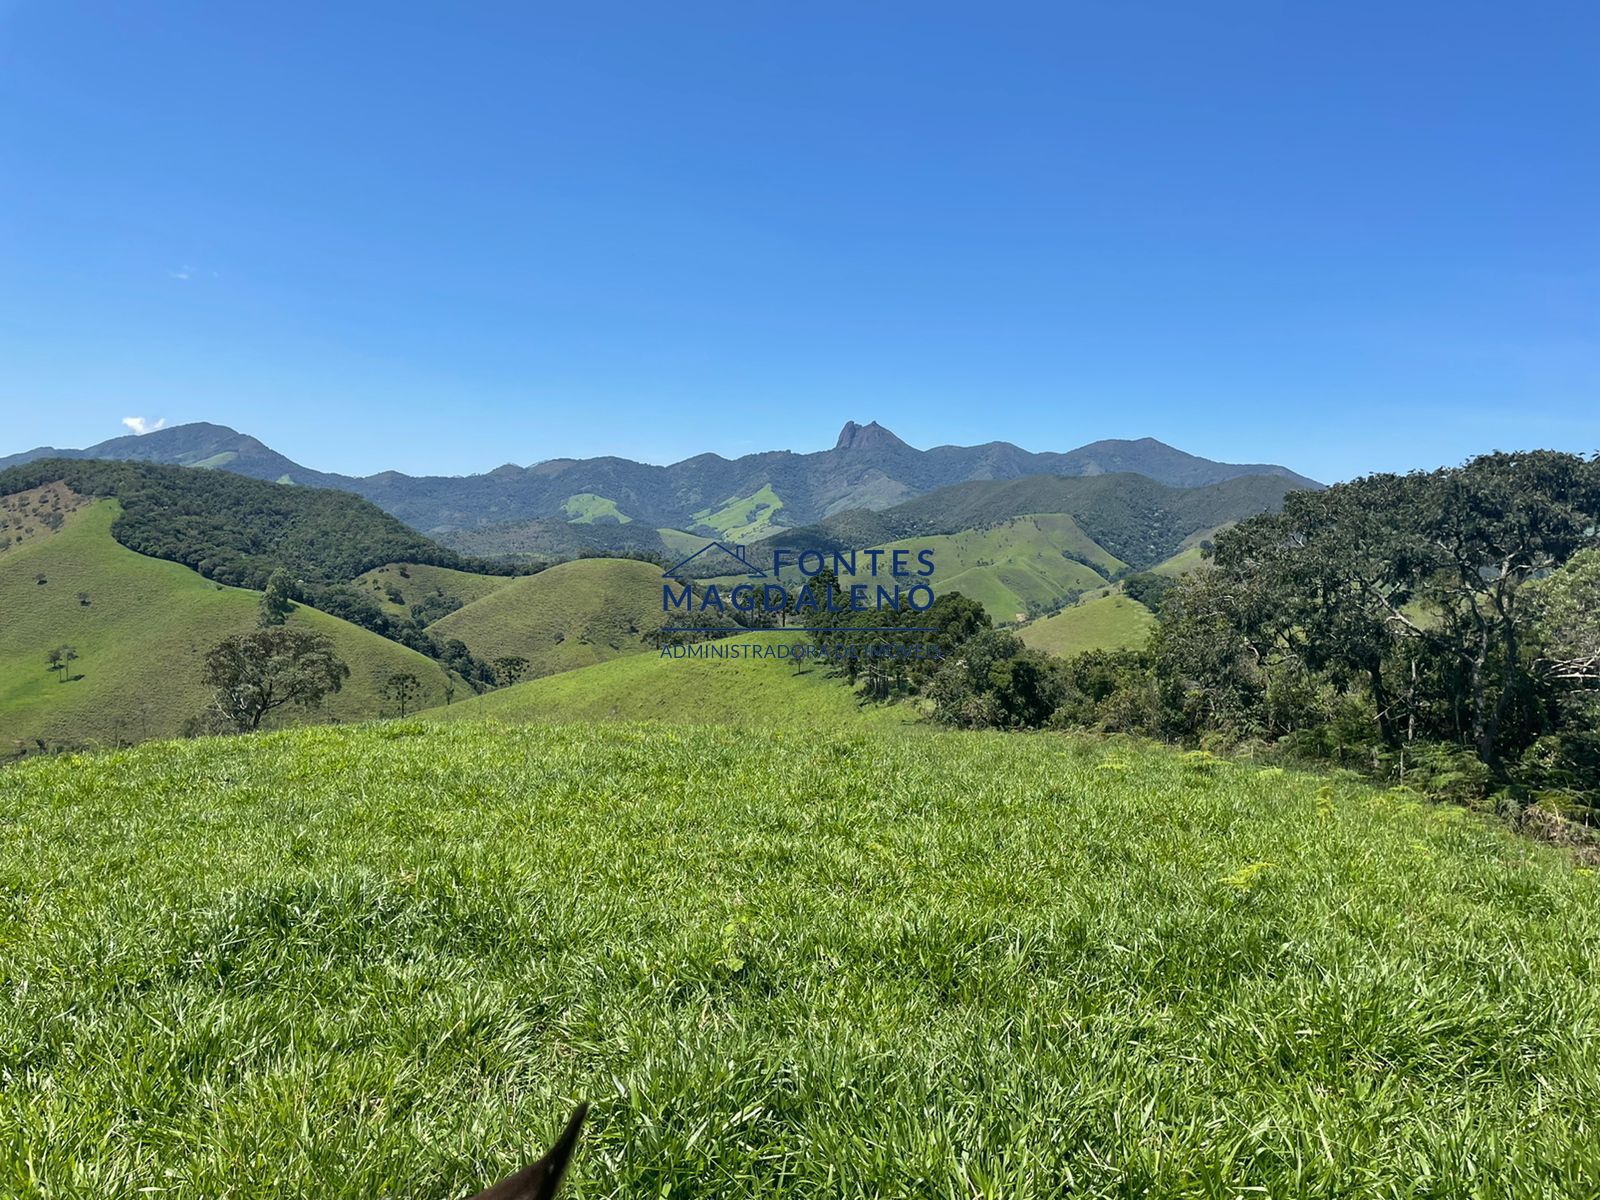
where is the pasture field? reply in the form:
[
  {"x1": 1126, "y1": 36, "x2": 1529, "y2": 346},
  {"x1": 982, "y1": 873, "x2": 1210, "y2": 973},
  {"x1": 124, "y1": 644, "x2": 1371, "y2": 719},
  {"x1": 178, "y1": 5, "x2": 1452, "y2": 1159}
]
[
  {"x1": 2, "y1": 721, "x2": 1598, "y2": 1197},
  {"x1": 692, "y1": 484, "x2": 787, "y2": 542},
  {"x1": 0, "y1": 495, "x2": 453, "y2": 751},
  {"x1": 352, "y1": 561, "x2": 514, "y2": 619},
  {"x1": 656, "y1": 526, "x2": 715, "y2": 562},
  {"x1": 561, "y1": 493, "x2": 634, "y2": 525},
  {"x1": 1147, "y1": 524, "x2": 1227, "y2": 578},
  {"x1": 873, "y1": 514, "x2": 1121, "y2": 622},
  {"x1": 426, "y1": 558, "x2": 673, "y2": 679},
  {"x1": 427, "y1": 631, "x2": 920, "y2": 729},
  {"x1": 1019, "y1": 592, "x2": 1157, "y2": 657}
]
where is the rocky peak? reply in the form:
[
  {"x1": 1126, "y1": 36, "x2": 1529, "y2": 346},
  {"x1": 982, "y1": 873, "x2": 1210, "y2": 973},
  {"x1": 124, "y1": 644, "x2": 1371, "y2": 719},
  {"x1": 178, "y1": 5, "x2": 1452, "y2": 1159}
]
[{"x1": 833, "y1": 420, "x2": 910, "y2": 452}]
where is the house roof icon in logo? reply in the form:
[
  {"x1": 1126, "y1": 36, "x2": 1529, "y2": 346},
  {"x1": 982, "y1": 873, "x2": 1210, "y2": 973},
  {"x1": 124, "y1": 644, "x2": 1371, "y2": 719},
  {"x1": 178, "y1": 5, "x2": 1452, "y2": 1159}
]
[{"x1": 662, "y1": 540, "x2": 769, "y2": 579}]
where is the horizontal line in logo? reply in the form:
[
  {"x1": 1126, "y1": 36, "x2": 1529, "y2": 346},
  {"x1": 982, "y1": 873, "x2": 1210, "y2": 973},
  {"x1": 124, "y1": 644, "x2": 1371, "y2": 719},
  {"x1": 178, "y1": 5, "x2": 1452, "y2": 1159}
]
[{"x1": 661, "y1": 627, "x2": 938, "y2": 633}]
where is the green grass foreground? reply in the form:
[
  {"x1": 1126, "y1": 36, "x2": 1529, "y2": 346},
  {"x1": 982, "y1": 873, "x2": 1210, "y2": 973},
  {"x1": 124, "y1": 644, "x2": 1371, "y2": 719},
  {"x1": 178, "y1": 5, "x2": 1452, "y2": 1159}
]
[{"x1": 3, "y1": 722, "x2": 1599, "y2": 1198}]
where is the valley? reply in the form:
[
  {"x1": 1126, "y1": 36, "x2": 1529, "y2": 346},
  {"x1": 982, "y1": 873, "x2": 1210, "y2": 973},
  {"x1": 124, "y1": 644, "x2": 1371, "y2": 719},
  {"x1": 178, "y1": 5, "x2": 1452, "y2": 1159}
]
[{"x1": 2, "y1": 432, "x2": 1273, "y2": 755}]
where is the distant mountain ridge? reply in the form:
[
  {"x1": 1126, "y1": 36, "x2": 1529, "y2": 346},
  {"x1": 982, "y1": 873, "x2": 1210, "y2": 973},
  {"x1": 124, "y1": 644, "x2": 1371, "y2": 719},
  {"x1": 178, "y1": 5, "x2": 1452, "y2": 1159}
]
[{"x1": 0, "y1": 419, "x2": 1320, "y2": 536}]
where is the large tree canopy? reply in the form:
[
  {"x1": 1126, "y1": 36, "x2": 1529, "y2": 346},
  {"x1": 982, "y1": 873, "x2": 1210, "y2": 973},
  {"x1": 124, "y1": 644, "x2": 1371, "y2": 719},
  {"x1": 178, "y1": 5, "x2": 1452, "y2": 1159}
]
[{"x1": 1205, "y1": 451, "x2": 1600, "y2": 781}]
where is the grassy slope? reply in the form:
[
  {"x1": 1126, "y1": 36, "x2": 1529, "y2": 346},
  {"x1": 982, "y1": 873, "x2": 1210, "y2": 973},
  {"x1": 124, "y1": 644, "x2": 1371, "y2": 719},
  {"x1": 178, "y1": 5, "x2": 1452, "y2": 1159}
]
[
  {"x1": 352, "y1": 561, "x2": 513, "y2": 619},
  {"x1": 1150, "y1": 543, "x2": 1208, "y2": 576},
  {"x1": 1020, "y1": 592, "x2": 1157, "y2": 657},
  {"x1": 3, "y1": 722, "x2": 1596, "y2": 1196},
  {"x1": 426, "y1": 631, "x2": 916, "y2": 729},
  {"x1": 0, "y1": 497, "x2": 453, "y2": 751},
  {"x1": 426, "y1": 558, "x2": 671, "y2": 678},
  {"x1": 561, "y1": 492, "x2": 633, "y2": 524},
  {"x1": 657, "y1": 527, "x2": 715, "y2": 562},
  {"x1": 1150, "y1": 524, "x2": 1226, "y2": 577},
  {"x1": 876, "y1": 513, "x2": 1123, "y2": 621},
  {"x1": 693, "y1": 484, "x2": 785, "y2": 541}
]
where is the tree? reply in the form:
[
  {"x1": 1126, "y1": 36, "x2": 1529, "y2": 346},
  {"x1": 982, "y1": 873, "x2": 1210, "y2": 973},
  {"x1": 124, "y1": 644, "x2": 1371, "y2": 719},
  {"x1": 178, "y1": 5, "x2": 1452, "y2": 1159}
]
[
  {"x1": 493, "y1": 656, "x2": 530, "y2": 687},
  {"x1": 928, "y1": 629, "x2": 1065, "y2": 728},
  {"x1": 1149, "y1": 569, "x2": 1274, "y2": 740},
  {"x1": 1400, "y1": 452, "x2": 1599, "y2": 775},
  {"x1": 1522, "y1": 549, "x2": 1600, "y2": 808},
  {"x1": 61, "y1": 646, "x2": 78, "y2": 681},
  {"x1": 259, "y1": 568, "x2": 297, "y2": 626},
  {"x1": 1215, "y1": 451, "x2": 1600, "y2": 778},
  {"x1": 1527, "y1": 548, "x2": 1600, "y2": 686},
  {"x1": 202, "y1": 627, "x2": 350, "y2": 732},
  {"x1": 45, "y1": 647, "x2": 62, "y2": 677},
  {"x1": 383, "y1": 670, "x2": 421, "y2": 717}
]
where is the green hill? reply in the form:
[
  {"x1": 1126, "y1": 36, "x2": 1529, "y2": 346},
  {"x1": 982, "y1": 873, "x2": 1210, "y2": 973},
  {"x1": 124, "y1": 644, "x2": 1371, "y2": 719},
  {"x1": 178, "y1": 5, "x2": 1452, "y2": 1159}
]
[
  {"x1": 353, "y1": 561, "x2": 515, "y2": 620},
  {"x1": 426, "y1": 631, "x2": 916, "y2": 728},
  {"x1": 425, "y1": 558, "x2": 690, "y2": 679},
  {"x1": 1019, "y1": 592, "x2": 1157, "y2": 657},
  {"x1": 876, "y1": 513, "x2": 1124, "y2": 621},
  {"x1": 657, "y1": 527, "x2": 715, "y2": 561},
  {"x1": 1150, "y1": 542, "x2": 1208, "y2": 576},
  {"x1": 562, "y1": 492, "x2": 633, "y2": 524},
  {"x1": 0, "y1": 490, "x2": 454, "y2": 753},
  {"x1": 691, "y1": 483, "x2": 786, "y2": 541},
  {"x1": 2, "y1": 720, "x2": 1592, "y2": 1195},
  {"x1": 1149, "y1": 523, "x2": 1225, "y2": 577}
]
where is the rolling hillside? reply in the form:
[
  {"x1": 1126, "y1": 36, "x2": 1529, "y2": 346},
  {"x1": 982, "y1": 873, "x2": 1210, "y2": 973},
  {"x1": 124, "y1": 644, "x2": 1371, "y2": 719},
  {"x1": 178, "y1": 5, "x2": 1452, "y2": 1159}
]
[
  {"x1": 425, "y1": 558, "x2": 703, "y2": 679},
  {"x1": 1019, "y1": 592, "x2": 1157, "y2": 657},
  {"x1": 0, "y1": 489, "x2": 453, "y2": 753},
  {"x1": 353, "y1": 561, "x2": 515, "y2": 620},
  {"x1": 4, "y1": 720, "x2": 1594, "y2": 1195},
  {"x1": 876, "y1": 513, "x2": 1125, "y2": 621},
  {"x1": 426, "y1": 631, "x2": 918, "y2": 728}
]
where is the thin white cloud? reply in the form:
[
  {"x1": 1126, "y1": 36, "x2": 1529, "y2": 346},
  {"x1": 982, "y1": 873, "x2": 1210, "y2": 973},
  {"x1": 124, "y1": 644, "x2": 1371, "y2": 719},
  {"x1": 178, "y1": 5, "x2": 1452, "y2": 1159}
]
[
  {"x1": 122, "y1": 417, "x2": 167, "y2": 436},
  {"x1": 169, "y1": 266, "x2": 192, "y2": 281}
]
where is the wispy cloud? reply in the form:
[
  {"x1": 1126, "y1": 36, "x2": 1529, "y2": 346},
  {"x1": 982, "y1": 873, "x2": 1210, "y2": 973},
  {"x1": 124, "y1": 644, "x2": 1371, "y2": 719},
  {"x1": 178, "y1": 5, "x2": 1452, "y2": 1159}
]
[
  {"x1": 169, "y1": 266, "x2": 192, "y2": 281},
  {"x1": 122, "y1": 416, "x2": 167, "y2": 436}
]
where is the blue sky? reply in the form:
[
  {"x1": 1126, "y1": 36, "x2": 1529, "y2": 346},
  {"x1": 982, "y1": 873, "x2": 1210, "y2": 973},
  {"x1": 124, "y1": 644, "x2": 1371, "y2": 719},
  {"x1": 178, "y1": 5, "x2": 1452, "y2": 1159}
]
[{"x1": 2, "y1": 1, "x2": 1595, "y2": 482}]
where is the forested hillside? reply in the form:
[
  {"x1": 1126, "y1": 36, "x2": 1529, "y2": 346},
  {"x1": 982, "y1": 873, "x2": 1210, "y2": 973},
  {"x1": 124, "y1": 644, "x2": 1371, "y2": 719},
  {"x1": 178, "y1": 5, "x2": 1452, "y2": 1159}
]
[{"x1": 0, "y1": 458, "x2": 506, "y2": 588}]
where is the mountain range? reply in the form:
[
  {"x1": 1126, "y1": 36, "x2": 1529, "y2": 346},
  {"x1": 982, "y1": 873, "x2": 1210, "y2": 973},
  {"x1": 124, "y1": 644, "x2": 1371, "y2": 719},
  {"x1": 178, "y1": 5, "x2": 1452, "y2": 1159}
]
[{"x1": 1, "y1": 420, "x2": 1320, "y2": 540}]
